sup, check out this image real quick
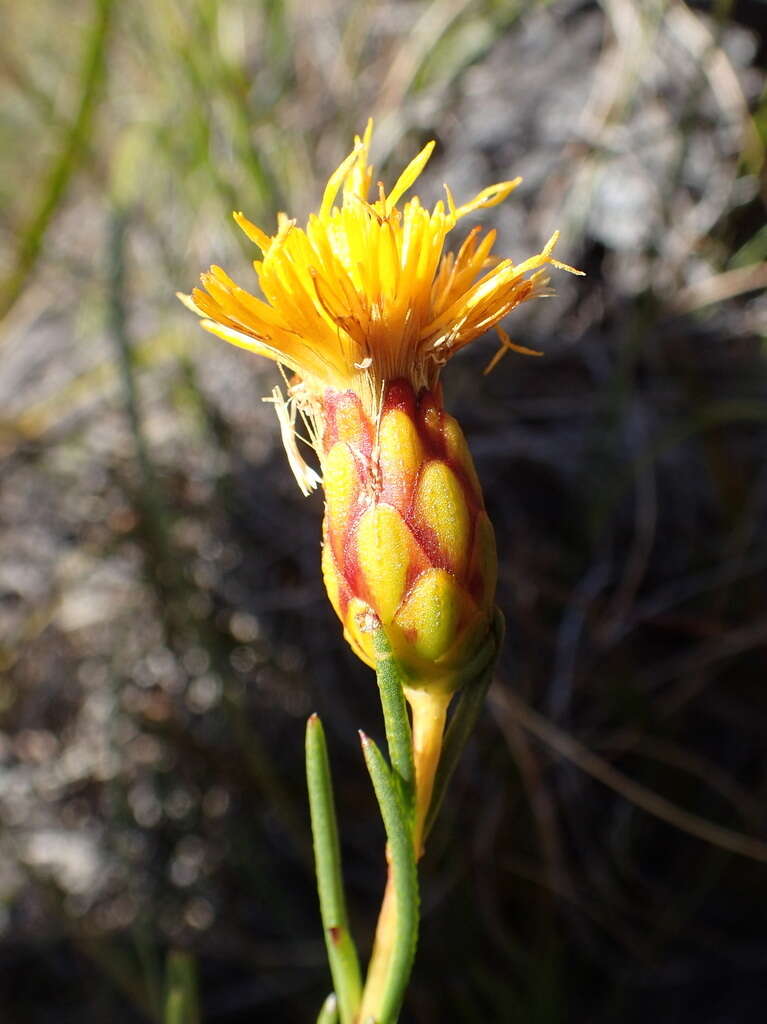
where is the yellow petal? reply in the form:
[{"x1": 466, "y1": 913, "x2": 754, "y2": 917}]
[
  {"x1": 385, "y1": 140, "x2": 435, "y2": 214},
  {"x1": 233, "y1": 211, "x2": 271, "y2": 251},
  {"x1": 453, "y1": 178, "x2": 522, "y2": 219}
]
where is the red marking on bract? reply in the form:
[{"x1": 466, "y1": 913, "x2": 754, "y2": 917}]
[
  {"x1": 402, "y1": 536, "x2": 430, "y2": 591},
  {"x1": 383, "y1": 378, "x2": 416, "y2": 417},
  {"x1": 328, "y1": 926, "x2": 343, "y2": 946},
  {"x1": 408, "y1": 518, "x2": 449, "y2": 573},
  {"x1": 415, "y1": 390, "x2": 445, "y2": 458},
  {"x1": 449, "y1": 465, "x2": 484, "y2": 515},
  {"x1": 379, "y1": 473, "x2": 410, "y2": 516},
  {"x1": 337, "y1": 572, "x2": 352, "y2": 620},
  {"x1": 342, "y1": 516, "x2": 361, "y2": 588}
]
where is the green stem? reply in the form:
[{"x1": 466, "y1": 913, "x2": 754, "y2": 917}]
[
  {"x1": 359, "y1": 732, "x2": 419, "y2": 1024},
  {"x1": 373, "y1": 629, "x2": 415, "y2": 813},
  {"x1": 425, "y1": 609, "x2": 504, "y2": 841},
  {"x1": 406, "y1": 688, "x2": 451, "y2": 858},
  {"x1": 306, "y1": 715, "x2": 363, "y2": 1024}
]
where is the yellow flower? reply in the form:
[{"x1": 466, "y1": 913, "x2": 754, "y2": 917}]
[{"x1": 179, "y1": 121, "x2": 580, "y2": 689}]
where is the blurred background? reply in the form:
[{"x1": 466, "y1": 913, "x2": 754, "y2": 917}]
[{"x1": 2, "y1": 0, "x2": 767, "y2": 1020}]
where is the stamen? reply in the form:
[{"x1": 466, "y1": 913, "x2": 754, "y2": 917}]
[
  {"x1": 483, "y1": 326, "x2": 543, "y2": 375},
  {"x1": 443, "y1": 183, "x2": 457, "y2": 223}
]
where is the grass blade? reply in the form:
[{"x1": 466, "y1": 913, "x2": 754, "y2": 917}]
[
  {"x1": 306, "y1": 715, "x2": 363, "y2": 1024},
  {"x1": 359, "y1": 732, "x2": 418, "y2": 1024},
  {"x1": 0, "y1": 0, "x2": 114, "y2": 320}
]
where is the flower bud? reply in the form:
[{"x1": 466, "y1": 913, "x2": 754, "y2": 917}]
[{"x1": 320, "y1": 380, "x2": 496, "y2": 693}]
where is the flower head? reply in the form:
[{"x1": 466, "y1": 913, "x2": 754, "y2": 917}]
[
  {"x1": 180, "y1": 122, "x2": 579, "y2": 489},
  {"x1": 180, "y1": 123, "x2": 580, "y2": 687}
]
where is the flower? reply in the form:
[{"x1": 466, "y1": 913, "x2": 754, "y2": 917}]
[{"x1": 179, "y1": 122, "x2": 580, "y2": 688}]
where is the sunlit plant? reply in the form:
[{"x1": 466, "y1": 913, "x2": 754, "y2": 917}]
[{"x1": 180, "y1": 122, "x2": 580, "y2": 1024}]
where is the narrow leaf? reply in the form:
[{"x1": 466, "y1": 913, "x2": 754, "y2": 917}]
[
  {"x1": 360, "y1": 732, "x2": 418, "y2": 1024},
  {"x1": 306, "y1": 715, "x2": 363, "y2": 1024},
  {"x1": 373, "y1": 628, "x2": 415, "y2": 811},
  {"x1": 163, "y1": 951, "x2": 199, "y2": 1024},
  {"x1": 316, "y1": 993, "x2": 339, "y2": 1024}
]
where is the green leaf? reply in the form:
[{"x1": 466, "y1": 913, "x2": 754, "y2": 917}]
[
  {"x1": 373, "y1": 629, "x2": 415, "y2": 813},
  {"x1": 360, "y1": 732, "x2": 419, "y2": 1024},
  {"x1": 316, "y1": 993, "x2": 340, "y2": 1024},
  {"x1": 306, "y1": 715, "x2": 363, "y2": 1024},
  {"x1": 425, "y1": 609, "x2": 504, "y2": 840}
]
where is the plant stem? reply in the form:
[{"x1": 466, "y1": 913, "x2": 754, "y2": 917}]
[
  {"x1": 406, "y1": 688, "x2": 452, "y2": 858},
  {"x1": 358, "y1": 867, "x2": 396, "y2": 1022},
  {"x1": 359, "y1": 616, "x2": 504, "y2": 1020},
  {"x1": 359, "y1": 688, "x2": 450, "y2": 1022},
  {"x1": 425, "y1": 611, "x2": 504, "y2": 841}
]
